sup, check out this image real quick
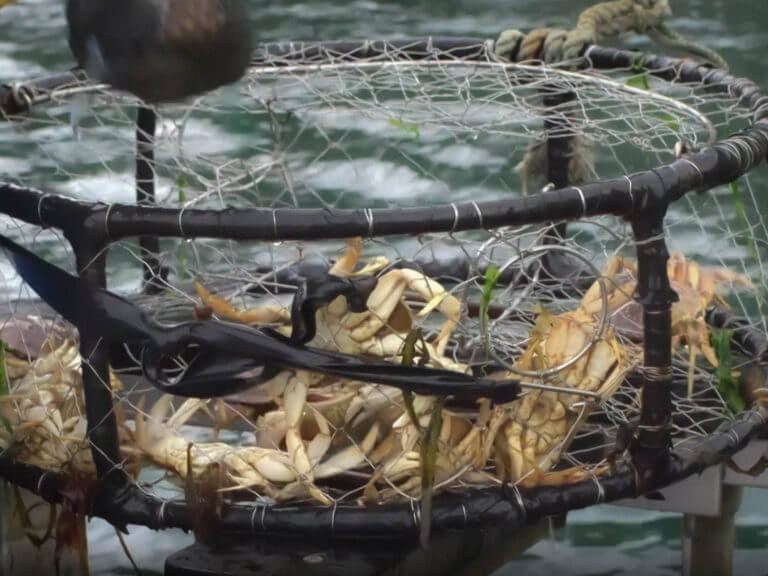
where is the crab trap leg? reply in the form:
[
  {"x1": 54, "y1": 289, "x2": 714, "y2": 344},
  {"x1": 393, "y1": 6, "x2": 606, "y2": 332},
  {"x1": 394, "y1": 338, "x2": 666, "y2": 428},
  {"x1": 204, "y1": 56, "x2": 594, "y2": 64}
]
[
  {"x1": 631, "y1": 183, "x2": 676, "y2": 464},
  {"x1": 682, "y1": 484, "x2": 742, "y2": 576},
  {"x1": 543, "y1": 88, "x2": 576, "y2": 242},
  {"x1": 135, "y1": 106, "x2": 163, "y2": 294},
  {"x1": 72, "y1": 230, "x2": 123, "y2": 482}
]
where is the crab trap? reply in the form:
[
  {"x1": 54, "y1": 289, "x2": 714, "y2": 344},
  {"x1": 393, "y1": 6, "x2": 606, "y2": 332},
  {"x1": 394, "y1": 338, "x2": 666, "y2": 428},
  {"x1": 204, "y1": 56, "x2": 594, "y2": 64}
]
[{"x1": 1, "y1": 33, "x2": 768, "y2": 574}]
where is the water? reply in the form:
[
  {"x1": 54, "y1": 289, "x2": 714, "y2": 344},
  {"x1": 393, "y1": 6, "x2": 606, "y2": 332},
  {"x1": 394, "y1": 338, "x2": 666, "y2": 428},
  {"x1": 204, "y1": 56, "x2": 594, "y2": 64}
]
[{"x1": 2, "y1": 0, "x2": 768, "y2": 574}]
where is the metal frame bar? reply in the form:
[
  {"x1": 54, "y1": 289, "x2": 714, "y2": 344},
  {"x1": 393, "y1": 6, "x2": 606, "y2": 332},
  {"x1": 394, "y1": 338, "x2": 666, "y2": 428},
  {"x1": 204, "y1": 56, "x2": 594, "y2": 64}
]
[{"x1": 135, "y1": 106, "x2": 163, "y2": 294}]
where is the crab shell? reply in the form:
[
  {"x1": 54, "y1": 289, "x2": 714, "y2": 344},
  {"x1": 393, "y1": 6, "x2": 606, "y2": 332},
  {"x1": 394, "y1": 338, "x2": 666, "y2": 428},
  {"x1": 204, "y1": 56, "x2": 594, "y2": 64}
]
[
  {"x1": 580, "y1": 253, "x2": 752, "y2": 390},
  {"x1": 197, "y1": 237, "x2": 464, "y2": 371},
  {"x1": 496, "y1": 309, "x2": 630, "y2": 482},
  {"x1": 364, "y1": 398, "x2": 488, "y2": 502},
  {"x1": 0, "y1": 340, "x2": 124, "y2": 475},
  {"x1": 134, "y1": 393, "x2": 381, "y2": 504}
]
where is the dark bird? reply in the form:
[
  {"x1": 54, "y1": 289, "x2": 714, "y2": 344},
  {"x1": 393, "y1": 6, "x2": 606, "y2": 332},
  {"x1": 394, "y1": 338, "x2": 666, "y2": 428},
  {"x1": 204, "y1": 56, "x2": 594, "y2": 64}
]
[{"x1": 66, "y1": 0, "x2": 253, "y2": 102}]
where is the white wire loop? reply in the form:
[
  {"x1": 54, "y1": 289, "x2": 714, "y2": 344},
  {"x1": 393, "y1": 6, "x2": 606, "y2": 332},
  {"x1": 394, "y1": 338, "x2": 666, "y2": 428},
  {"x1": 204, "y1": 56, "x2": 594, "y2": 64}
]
[
  {"x1": 10, "y1": 81, "x2": 33, "y2": 110},
  {"x1": 505, "y1": 483, "x2": 527, "y2": 522},
  {"x1": 471, "y1": 201, "x2": 484, "y2": 229},
  {"x1": 36, "y1": 193, "x2": 51, "y2": 227},
  {"x1": 490, "y1": 244, "x2": 609, "y2": 379},
  {"x1": 157, "y1": 501, "x2": 168, "y2": 528},
  {"x1": 37, "y1": 471, "x2": 50, "y2": 494},
  {"x1": 251, "y1": 504, "x2": 268, "y2": 532},
  {"x1": 449, "y1": 203, "x2": 460, "y2": 234},
  {"x1": 364, "y1": 208, "x2": 375, "y2": 237},
  {"x1": 178, "y1": 204, "x2": 187, "y2": 237},
  {"x1": 623, "y1": 175, "x2": 634, "y2": 209},
  {"x1": 272, "y1": 210, "x2": 279, "y2": 241},
  {"x1": 103, "y1": 203, "x2": 114, "y2": 240},
  {"x1": 573, "y1": 186, "x2": 587, "y2": 217}
]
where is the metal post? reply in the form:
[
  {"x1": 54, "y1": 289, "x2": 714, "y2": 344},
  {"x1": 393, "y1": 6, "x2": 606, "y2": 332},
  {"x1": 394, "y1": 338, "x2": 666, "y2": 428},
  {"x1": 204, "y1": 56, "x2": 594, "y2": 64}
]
[{"x1": 136, "y1": 106, "x2": 162, "y2": 294}]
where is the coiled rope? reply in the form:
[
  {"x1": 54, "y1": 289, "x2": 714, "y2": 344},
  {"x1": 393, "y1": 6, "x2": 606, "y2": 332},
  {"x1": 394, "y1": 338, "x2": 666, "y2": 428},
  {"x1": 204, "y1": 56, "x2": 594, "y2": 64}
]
[{"x1": 495, "y1": 0, "x2": 727, "y2": 69}]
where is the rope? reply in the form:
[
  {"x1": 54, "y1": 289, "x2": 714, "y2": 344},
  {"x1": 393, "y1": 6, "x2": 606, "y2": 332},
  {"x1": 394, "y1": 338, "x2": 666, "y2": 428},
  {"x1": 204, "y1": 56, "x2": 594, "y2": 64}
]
[
  {"x1": 497, "y1": 0, "x2": 728, "y2": 195},
  {"x1": 495, "y1": 0, "x2": 727, "y2": 69},
  {"x1": 649, "y1": 23, "x2": 729, "y2": 71}
]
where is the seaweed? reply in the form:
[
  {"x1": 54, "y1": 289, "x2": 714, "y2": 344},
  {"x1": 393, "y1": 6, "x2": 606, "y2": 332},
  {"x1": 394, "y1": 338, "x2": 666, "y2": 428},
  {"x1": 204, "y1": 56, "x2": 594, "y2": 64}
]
[{"x1": 710, "y1": 327, "x2": 746, "y2": 415}]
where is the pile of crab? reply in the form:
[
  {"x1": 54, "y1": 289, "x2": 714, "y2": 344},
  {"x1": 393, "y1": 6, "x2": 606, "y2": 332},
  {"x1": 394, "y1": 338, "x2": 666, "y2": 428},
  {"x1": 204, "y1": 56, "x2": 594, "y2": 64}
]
[
  {"x1": 0, "y1": 322, "x2": 125, "y2": 476},
  {"x1": 0, "y1": 240, "x2": 751, "y2": 507}
]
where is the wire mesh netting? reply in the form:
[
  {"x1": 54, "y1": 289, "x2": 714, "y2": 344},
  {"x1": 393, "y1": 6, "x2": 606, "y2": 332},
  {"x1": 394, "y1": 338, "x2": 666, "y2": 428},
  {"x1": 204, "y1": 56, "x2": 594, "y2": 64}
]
[{"x1": 0, "y1": 41, "x2": 766, "y2": 523}]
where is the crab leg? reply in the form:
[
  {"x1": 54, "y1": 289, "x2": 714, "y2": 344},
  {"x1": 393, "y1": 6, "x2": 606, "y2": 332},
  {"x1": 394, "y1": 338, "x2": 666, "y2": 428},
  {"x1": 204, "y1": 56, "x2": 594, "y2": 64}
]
[{"x1": 195, "y1": 282, "x2": 290, "y2": 325}]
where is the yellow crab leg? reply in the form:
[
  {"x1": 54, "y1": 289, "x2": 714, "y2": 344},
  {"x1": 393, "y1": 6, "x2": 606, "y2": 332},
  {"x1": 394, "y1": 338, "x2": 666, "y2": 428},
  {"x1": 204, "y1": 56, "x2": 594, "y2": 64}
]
[
  {"x1": 195, "y1": 282, "x2": 290, "y2": 325},
  {"x1": 329, "y1": 237, "x2": 389, "y2": 278}
]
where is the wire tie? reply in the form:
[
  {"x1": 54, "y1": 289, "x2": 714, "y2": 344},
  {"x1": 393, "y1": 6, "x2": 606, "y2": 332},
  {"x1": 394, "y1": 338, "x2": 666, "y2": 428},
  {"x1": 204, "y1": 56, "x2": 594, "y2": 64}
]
[
  {"x1": 471, "y1": 201, "x2": 484, "y2": 229},
  {"x1": 330, "y1": 502, "x2": 338, "y2": 534},
  {"x1": 37, "y1": 193, "x2": 51, "y2": 227},
  {"x1": 591, "y1": 473, "x2": 605, "y2": 505},
  {"x1": 622, "y1": 175, "x2": 634, "y2": 209},
  {"x1": 272, "y1": 209, "x2": 279, "y2": 241},
  {"x1": 157, "y1": 501, "x2": 168, "y2": 528},
  {"x1": 10, "y1": 81, "x2": 33, "y2": 110},
  {"x1": 364, "y1": 208, "x2": 375, "y2": 237},
  {"x1": 506, "y1": 482, "x2": 527, "y2": 522},
  {"x1": 449, "y1": 202, "x2": 460, "y2": 234},
  {"x1": 679, "y1": 158, "x2": 704, "y2": 185},
  {"x1": 37, "y1": 471, "x2": 50, "y2": 494},
  {"x1": 178, "y1": 204, "x2": 187, "y2": 238},
  {"x1": 409, "y1": 499, "x2": 421, "y2": 528},
  {"x1": 104, "y1": 203, "x2": 114, "y2": 240},
  {"x1": 573, "y1": 186, "x2": 587, "y2": 216}
]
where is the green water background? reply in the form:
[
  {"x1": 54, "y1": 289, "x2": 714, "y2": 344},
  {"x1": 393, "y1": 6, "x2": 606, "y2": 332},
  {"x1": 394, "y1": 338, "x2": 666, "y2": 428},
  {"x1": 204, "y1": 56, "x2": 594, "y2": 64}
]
[{"x1": 1, "y1": 0, "x2": 768, "y2": 574}]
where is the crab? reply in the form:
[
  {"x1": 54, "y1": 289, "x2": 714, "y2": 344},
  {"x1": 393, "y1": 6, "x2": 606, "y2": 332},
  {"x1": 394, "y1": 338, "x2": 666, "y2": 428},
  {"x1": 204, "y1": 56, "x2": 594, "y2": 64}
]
[
  {"x1": 194, "y1": 237, "x2": 469, "y2": 501},
  {"x1": 192, "y1": 242, "x2": 635, "y2": 496},
  {"x1": 580, "y1": 253, "x2": 752, "y2": 395},
  {"x1": 196, "y1": 237, "x2": 463, "y2": 370},
  {"x1": 134, "y1": 393, "x2": 380, "y2": 504},
  {"x1": 0, "y1": 340, "x2": 125, "y2": 476},
  {"x1": 186, "y1": 247, "x2": 752, "y2": 499},
  {"x1": 491, "y1": 304, "x2": 631, "y2": 484},
  {"x1": 357, "y1": 394, "x2": 495, "y2": 502}
]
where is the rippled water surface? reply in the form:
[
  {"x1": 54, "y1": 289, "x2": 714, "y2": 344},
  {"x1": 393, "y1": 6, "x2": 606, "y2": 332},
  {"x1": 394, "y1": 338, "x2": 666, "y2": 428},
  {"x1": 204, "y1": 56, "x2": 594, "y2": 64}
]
[{"x1": 1, "y1": 0, "x2": 768, "y2": 574}]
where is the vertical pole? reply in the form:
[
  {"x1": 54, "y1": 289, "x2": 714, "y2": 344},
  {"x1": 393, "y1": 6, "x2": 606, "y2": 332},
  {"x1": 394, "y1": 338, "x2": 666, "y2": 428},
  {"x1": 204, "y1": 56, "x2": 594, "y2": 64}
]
[
  {"x1": 543, "y1": 90, "x2": 576, "y2": 241},
  {"x1": 75, "y1": 236, "x2": 122, "y2": 479},
  {"x1": 539, "y1": 89, "x2": 584, "y2": 286},
  {"x1": 136, "y1": 106, "x2": 162, "y2": 294},
  {"x1": 631, "y1": 207, "x2": 677, "y2": 473},
  {"x1": 682, "y1": 485, "x2": 742, "y2": 576}
]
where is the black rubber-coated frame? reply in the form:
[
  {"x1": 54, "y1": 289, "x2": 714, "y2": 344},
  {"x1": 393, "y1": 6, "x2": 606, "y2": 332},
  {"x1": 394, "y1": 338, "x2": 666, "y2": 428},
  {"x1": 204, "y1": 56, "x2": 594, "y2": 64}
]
[{"x1": 0, "y1": 39, "x2": 767, "y2": 538}]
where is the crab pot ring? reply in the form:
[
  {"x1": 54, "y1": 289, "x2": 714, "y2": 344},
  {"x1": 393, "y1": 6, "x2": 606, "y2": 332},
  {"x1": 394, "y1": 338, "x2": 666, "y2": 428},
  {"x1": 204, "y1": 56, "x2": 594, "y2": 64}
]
[{"x1": 0, "y1": 38, "x2": 767, "y2": 538}]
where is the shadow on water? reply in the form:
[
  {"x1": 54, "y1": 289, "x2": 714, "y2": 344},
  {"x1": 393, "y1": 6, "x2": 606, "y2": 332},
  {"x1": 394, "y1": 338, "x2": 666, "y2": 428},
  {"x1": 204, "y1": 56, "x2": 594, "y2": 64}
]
[{"x1": 164, "y1": 517, "x2": 558, "y2": 576}]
